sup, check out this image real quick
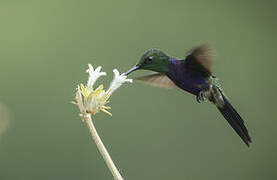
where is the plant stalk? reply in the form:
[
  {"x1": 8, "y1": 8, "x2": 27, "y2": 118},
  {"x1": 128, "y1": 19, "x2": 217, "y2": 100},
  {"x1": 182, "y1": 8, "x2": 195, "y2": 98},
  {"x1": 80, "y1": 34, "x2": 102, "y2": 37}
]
[{"x1": 82, "y1": 114, "x2": 124, "y2": 180}]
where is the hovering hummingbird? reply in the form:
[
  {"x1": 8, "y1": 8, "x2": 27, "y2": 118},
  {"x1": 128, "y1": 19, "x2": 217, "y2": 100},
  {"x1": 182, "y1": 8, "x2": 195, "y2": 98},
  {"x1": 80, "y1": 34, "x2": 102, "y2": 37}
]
[{"x1": 125, "y1": 45, "x2": 251, "y2": 146}]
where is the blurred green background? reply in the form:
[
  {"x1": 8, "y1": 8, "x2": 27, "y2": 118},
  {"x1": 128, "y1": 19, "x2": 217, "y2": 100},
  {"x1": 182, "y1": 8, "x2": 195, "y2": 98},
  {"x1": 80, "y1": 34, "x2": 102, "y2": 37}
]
[{"x1": 0, "y1": 0, "x2": 276, "y2": 179}]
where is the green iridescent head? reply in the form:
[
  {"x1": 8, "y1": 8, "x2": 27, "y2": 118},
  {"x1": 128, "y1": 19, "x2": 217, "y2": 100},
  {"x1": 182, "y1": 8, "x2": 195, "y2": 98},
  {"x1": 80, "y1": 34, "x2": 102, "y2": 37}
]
[{"x1": 126, "y1": 49, "x2": 171, "y2": 75}]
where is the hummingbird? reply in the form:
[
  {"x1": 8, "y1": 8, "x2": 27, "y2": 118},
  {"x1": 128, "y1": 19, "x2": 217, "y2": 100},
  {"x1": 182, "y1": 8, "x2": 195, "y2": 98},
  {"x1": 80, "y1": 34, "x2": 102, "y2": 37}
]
[{"x1": 125, "y1": 45, "x2": 251, "y2": 146}]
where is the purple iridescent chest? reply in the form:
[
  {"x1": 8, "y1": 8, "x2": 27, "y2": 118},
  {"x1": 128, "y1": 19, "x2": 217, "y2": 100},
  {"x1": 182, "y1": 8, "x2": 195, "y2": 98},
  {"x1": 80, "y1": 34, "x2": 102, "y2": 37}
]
[{"x1": 167, "y1": 59, "x2": 207, "y2": 95}]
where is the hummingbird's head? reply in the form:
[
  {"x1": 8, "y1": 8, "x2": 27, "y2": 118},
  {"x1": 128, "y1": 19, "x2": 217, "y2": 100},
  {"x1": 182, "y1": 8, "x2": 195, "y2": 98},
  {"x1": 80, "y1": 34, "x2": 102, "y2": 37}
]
[{"x1": 125, "y1": 49, "x2": 170, "y2": 75}]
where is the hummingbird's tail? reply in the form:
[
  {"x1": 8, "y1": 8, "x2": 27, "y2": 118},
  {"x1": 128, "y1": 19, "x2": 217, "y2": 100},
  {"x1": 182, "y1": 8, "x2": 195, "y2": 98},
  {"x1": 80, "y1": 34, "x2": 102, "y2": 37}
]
[{"x1": 217, "y1": 95, "x2": 252, "y2": 146}]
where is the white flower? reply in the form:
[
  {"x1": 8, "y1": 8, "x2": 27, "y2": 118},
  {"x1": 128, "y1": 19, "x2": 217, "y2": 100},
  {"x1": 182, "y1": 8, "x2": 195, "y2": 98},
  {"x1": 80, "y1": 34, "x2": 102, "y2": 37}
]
[
  {"x1": 106, "y1": 69, "x2": 133, "y2": 96},
  {"x1": 86, "y1": 64, "x2": 106, "y2": 89},
  {"x1": 73, "y1": 64, "x2": 132, "y2": 117}
]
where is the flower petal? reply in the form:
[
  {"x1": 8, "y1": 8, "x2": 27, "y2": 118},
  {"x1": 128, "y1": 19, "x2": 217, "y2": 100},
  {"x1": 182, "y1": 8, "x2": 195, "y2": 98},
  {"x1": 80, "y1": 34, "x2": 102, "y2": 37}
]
[
  {"x1": 102, "y1": 105, "x2": 111, "y2": 109},
  {"x1": 74, "y1": 85, "x2": 85, "y2": 113},
  {"x1": 107, "y1": 69, "x2": 133, "y2": 95},
  {"x1": 101, "y1": 108, "x2": 112, "y2": 116},
  {"x1": 87, "y1": 64, "x2": 107, "y2": 89}
]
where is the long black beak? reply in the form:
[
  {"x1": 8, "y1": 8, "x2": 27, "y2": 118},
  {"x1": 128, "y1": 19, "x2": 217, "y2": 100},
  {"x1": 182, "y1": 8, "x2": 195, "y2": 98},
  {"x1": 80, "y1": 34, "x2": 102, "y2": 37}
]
[{"x1": 125, "y1": 66, "x2": 139, "y2": 75}]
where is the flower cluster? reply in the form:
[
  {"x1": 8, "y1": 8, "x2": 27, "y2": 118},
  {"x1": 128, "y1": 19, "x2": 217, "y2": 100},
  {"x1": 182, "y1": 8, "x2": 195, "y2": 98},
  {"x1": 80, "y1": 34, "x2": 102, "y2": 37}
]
[{"x1": 73, "y1": 64, "x2": 132, "y2": 116}]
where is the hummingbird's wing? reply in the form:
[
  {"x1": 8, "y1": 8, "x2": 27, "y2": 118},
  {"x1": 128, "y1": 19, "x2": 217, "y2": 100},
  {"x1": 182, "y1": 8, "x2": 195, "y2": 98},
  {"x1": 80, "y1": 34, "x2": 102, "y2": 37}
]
[
  {"x1": 185, "y1": 44, "x2": 214, "y2": 77},
  {"x1": 135, "y1": 73, "x2": 180, "y2": 90}
]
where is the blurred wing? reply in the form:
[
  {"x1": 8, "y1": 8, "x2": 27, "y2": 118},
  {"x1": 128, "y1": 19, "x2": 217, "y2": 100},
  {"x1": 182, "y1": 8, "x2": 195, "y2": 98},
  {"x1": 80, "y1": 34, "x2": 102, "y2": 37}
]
[
  {"x1": 185, "y1": 44, "x2": 214, "y2": 77},
  {"x1": 135, "y1": 73, "x2": 180, "y2": 90}
]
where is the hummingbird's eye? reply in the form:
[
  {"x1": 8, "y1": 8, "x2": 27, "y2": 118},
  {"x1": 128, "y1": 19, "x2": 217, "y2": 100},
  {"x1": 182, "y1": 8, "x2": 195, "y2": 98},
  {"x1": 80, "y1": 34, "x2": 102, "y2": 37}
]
[{"x1": 147, "y1": 56, "x2": 153, "y2": 62}]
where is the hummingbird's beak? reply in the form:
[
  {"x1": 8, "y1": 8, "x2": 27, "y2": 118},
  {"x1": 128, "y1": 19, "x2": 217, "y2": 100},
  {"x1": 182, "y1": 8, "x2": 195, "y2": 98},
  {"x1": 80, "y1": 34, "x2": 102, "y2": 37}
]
[{"x1": 125, "y1": 66, "x2": 139, "y2": 75}]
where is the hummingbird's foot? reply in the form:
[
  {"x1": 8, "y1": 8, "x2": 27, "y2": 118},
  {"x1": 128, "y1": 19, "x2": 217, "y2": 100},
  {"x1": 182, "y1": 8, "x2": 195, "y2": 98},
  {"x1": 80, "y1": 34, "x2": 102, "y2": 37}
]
[
  {"x1": 196, "y1": 84, "x2": 212, "y2": 103},
  {"x1": 196, "y1": 91, "x2": 206, "y2": 103}
]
